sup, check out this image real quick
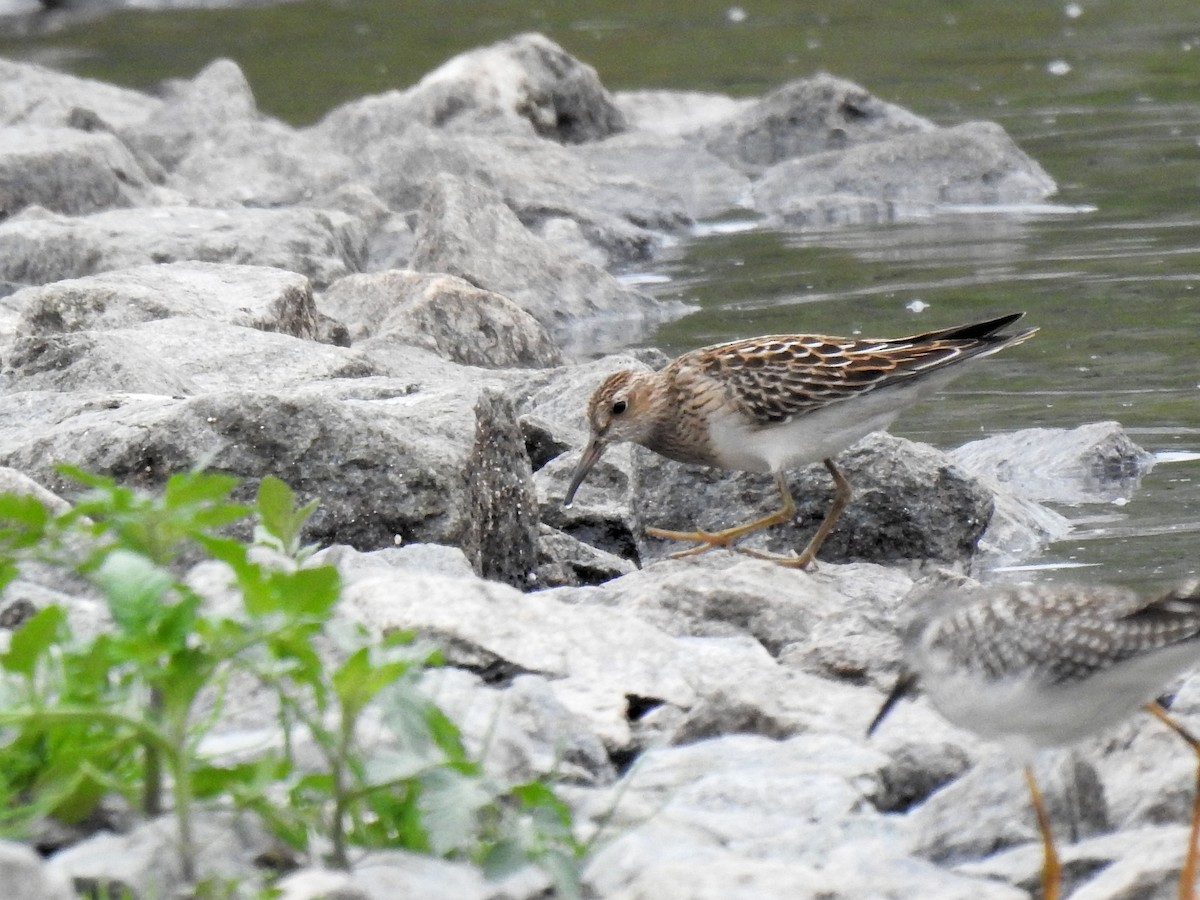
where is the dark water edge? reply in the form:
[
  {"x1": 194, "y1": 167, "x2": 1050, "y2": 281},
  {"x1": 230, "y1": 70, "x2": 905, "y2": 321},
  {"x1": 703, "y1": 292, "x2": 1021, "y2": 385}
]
[{"x1": 2, "y1": 0, "x2": 1199, "y2": 591}]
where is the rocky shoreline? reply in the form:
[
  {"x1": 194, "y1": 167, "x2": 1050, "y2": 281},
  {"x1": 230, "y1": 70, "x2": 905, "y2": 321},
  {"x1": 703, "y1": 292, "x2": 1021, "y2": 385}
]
[{"x1": 0, "y1": 32, "x2": 1180, "y2": 900}]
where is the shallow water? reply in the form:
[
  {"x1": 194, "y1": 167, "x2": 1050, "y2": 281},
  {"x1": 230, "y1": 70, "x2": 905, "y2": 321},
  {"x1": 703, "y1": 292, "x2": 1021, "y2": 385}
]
[{"x1": 2, "y1": 0, "x2": 1199, "y2": 590}]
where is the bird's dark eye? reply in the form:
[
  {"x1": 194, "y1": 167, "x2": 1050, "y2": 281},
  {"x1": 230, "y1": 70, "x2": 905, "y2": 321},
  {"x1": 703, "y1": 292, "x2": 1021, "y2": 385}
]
[{"x1": 611, "y1": 399, "x2": 627, "y2": 416}]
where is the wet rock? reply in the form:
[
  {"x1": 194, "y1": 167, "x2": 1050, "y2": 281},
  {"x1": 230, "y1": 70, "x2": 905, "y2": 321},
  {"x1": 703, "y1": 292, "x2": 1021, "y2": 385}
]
[
  {"x1": 575, "y1": 130, "x2": 753, "y2": 221},
  {"x1": 0, "y1": 57, "x2": 162, "y2": 130},
  {"x1": 701, "y1": 72, "x2": 934, "y2": 172},
  {"x1": 410, "y1": 173, "x2": 680, "y2": 352},
  {"x1": 0, "y1": 205, "x2": 367, "y2": 290},
  {"x1": 754, "y1": 121, "x2": 1058, "y2": 223},
  {"x1": 319, "y1": 270, "x2": 563, "y2": 368},
  {"x1": 951, "y1": 420, "x2": 1155, "y2": 504},
  {"x1": 313, "y1": 32, "x2": 625, "y2": 149},
  {"x1": 0, "y1": 841, "x2": 73, "y2": 900},
  {"x1": 0, "y1": 126, "x2": 155, "y2": 218},
  {"x1": 12, "y1": 262, "x2": 322, "y2": 339}
]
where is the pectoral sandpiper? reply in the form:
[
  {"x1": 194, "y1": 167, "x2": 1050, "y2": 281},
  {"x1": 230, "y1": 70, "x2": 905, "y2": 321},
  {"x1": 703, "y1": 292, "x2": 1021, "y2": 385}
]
[
  {"x1": 869, "y1": 580, "x2": 1200, "y2": 900},
  {"x1": 563, "y1": 313, "x2": 1036, "y2": 567}
]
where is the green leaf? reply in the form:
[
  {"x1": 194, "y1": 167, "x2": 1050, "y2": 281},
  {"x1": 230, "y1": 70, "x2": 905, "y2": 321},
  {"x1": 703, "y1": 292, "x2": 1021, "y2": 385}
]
[
  {"x1": 0, "y1": 492, "x2": 50, "y2": 548},
  {"x1": 1, "y1": 605, "x2": 66, "y2": 676},
  {"x1": 255, "y1": 476, "x2": 319, "y2": 557},
  {"x1": 418, "y1": 767, "x2": 493, "y2": 855},
  {"x1": 163, "y1": 470, "x2": 240, "y2": 510},
  {"x1": 94, "y1": 550, "x2": 176, "y2": 634}
]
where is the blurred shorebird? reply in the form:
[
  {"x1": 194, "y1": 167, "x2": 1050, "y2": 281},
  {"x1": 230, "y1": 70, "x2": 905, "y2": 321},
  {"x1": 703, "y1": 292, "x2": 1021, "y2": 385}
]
[
  {"x1": 869, "y1": 580, "x2": 1200, "y2": 900},
  {"x1": 563, "y1": 313, "x2": 1036, "y2": 567}
]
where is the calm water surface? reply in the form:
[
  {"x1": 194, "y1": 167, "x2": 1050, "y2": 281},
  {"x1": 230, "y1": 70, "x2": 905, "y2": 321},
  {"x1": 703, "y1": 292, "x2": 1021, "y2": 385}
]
[{"x1": 2, "y1": 0, "x2": 1199, "y2": 589}]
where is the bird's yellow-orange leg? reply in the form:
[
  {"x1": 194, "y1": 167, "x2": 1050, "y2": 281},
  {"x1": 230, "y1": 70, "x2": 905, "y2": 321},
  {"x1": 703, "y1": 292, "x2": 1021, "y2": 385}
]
[
  {"x1": 1145, "y1": 702, "x2": 1200, "y2": 900},
  {"x1": 1025, "y1": 765, "x2": 1061, "y2": 900},
  {"x1": 645, "y1": 470, "x2": 797, "y2": 558},
  {"x1": 738, "y1": 459, "x2": 851, "y2": 569}
]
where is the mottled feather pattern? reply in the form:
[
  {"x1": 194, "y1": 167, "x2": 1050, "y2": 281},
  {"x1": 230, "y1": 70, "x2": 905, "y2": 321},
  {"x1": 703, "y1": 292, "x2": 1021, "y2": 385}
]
[
  {"x1": 927, "y1": 582, "x2": 1200, "y2": 687},
  {"x1": 682, "y1": 325, "x2": 1026, "y2": 427}
]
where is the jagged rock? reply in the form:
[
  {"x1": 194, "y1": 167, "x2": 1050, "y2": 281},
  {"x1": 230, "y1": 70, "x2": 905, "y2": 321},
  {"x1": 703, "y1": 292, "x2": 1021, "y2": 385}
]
[
  {"x1": 754, "y1": 121, "x2": 1057, "y2": 224},
  {"x1": 701, "y1": 72, "x2": 934, "y2": 172},
  {"x1": 0, "y1": 205, "x2": 367, "y2": 290},
  {"x1": 0, "y1": 841, "x2": 73, "y2": 900},
  {"x1": 12, "y1": 262, "x2": 323, "y2": 339},
  {"x1": 0, "y1": 126, "x2": 155, "y2": 218},
  {"x1": 46, "y1": 812, "x2": 272, "y2": 899},
  {"x1": 319, "y1": 270, "x2": 563, "y2": 368},
  {"x1": 459, "y1": 389, "x2": 539, "y2": 587},
  {"x1": 312, "y1": 32, "x2": 625, "y2": 149},
  {"x1": 568, "y1": 432, "x2": 994, "y2": 567},
  {"x1": 354, "y1": 126, "x2": 687, "y2": 266},
  {"x1": 0, "y1": 384, "x2": 534, "y2": 563},
  {"x1": 409, "y1": 174, "x2": 681, "y2": 352},
  {"x1": 0, "y1": 57, "x2": 162, "y2": 130},
  {"x1": 951, "y1": 420, "x2": 1155, "y2": 504},
  {"x1": 534, "y1": 523, "x2": 635, "y2": 588}
]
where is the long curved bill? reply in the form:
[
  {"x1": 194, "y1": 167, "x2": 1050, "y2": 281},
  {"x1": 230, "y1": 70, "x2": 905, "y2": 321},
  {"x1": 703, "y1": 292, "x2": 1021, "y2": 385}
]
[{"x1": 563, "y1": 437, "x2": 605, "y2": 507}]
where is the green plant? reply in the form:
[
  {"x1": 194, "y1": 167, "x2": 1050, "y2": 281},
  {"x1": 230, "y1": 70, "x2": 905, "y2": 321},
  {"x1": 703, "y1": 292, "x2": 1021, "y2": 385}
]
[{"x1": 0, "y1": 467, "x2": 583, "y2": 895}]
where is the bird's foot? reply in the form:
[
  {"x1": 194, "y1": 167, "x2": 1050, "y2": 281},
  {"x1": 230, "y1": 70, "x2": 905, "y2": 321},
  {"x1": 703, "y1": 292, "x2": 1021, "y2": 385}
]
[
  {"x1": 734, "y1": 546, "x2": 818, "y2": 570},
  {"x1": 645, "y1": 525, "x2": 740, "y2": 558}
]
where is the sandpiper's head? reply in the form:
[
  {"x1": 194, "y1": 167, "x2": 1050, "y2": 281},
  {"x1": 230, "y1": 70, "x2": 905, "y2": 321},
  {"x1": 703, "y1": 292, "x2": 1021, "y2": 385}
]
[{"x1": 563, "y1": 369, "x2": 658, "y2": 507}]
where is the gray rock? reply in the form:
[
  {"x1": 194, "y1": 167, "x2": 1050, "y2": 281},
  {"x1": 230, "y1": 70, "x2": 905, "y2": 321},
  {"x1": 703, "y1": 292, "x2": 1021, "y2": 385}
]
[
  {"x1": 960, "y1": 825, "x2": 1189, "y2": 900},
  {"x1": 0, "y1": 126, "x2": 155, "y2": 218},
  {"x1": 47, "y1": 811, "x2": 271, "y2": 898},
  {"x1": 12, "y1": 262, "x2": 322, "y2": 339},
  {"x1": 905, "y1": 752, "x2": 1109, "y2": 864},
  {"x1": 313, "y1": 32, "x2": 625, "y2": 149},
  {"x1": 951, "y1": 420, "x2": 1155, "y2": 504},
  {"x1": 0, "y1": 205, "x2": 366, "y2": 290},
  {"x1": 614, "y1": 89, "x2": 754, "y2": 138},
  {"x1": 534, "y1": 523, "x2": 636, "y2": 588},
  {"x1": 420, "y1": 668, "x2": 614, "y2": 785},
  {"x1": 753, "y1": 121, "x2": 1058, "y2": 220},
  {"x1": 313, "y1": 543, "x2": 477, "y2": 581},
  {"x1": 355, "y1": 126, "x2": 687, "y2": 267},
  {"x1": 459, "y1": 389, "x2": 539, "y2": 588},
  {"x1": 2, "y1": 317, "x2": 395, "y2": 396},
  {"x1": 0, "y1": 841, "x2": 73, "y2": 900},
  {"x1": 702, "y1": 72, "x2": 934, "y2": 172},
  {"x1": 119, "y1": 59, "x2": 355, "y2": 207},
  {"x1": 319, "y1": 270, "x2": 563, "y2": 368},
  {"x1": 548, "y1": 431, "x2": 992, "y2": 568},
  {"x1": 409, "y1": 174, "x2": 680, "y2": 352},
  {"x1": 575, "y1": 130, "x2": 753, "y2": 221},
  {"x1": 278, "y1": 849, "x2": 548, "y2": 900},
  {"x1": 0, "y1": 57, "x2": 162, "y2": 130},
  {"x1": 0, "y1": 384, "x2": 532, "y2": 562},
  {"x1": 124, "y1": 57, "x2": 260, "y2": 170}
]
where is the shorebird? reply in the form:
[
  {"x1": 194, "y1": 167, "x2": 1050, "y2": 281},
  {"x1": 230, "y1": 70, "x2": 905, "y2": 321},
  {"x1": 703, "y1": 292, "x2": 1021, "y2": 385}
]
[
  {"x1": 869, "y1": 580, "x2": 1200, "y2": 900},
  {"x1": 563, "y1": 313, "x2": 1036, "y2": 567}
]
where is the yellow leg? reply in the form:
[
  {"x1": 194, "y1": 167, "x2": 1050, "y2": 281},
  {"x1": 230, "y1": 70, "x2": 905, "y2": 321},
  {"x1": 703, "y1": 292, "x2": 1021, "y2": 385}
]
[
  {"x1": 1025, "y1": 765, "x2": 1061, "y2": 900},
  {"x1": 646, "y1": 470, "x2": 798, "y2": 558},
  {"x1": 1145, "y1": 702, "x2": 1200, "y2": 900},
  {"x1": 737, "y1": 459, "x2": 851, "y2": 569}
]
